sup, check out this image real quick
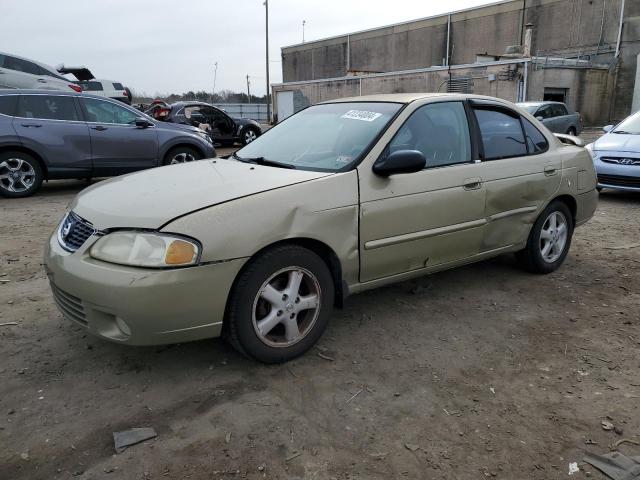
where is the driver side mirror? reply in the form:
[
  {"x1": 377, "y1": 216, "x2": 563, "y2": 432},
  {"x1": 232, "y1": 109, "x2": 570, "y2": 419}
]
[
  {"x1": 602, "y1": 124, "x2": 614, "y2": 133},
  {"x1": 135, "y1": 118, "x2": 154, "y2": 128},
  {"x1": 373, "y1": 150, "x2": 426, "y2": 176}
]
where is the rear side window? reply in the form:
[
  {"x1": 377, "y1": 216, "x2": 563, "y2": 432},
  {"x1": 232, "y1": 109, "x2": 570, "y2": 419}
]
[
  {"x1": 112, "y1": 82, "x2": 124, "y2": 90},
  {"x1": 78, "y1": 81, "x2": 103, "y2": 91},
  {"x1": 388, "y1": 101, "x2": 471, "y2": 168},
  {"x1": 0, "y1": 95, "x2": 17, "y2": 116},
  {"x1": 475, "y1": 108, "x2": 527, "y2": 160},
  {"x1": 552, "y1": 104, "x2": 568, "y2": 116},
  {"x1": 16, "y1": 95, "x2": 79, "y2": 121},
  {"x1": 4, "y1": 56, "x2": 42, "y2": 75},
  {"x1": 522, "y1": 118, "x2": 549, "y2": 154},
  {"x1": 536, "y1": 105, "x2": 553, "y2": 119}
]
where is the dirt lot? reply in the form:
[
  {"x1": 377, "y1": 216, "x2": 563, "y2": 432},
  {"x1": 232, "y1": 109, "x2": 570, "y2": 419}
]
[{"x1": 1, "y1": 140, "x2": 640, "y2": 480}]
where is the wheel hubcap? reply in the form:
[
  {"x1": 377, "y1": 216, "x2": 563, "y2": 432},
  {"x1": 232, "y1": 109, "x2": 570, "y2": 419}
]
[
  {"x1": 252, "y1": 267, "x2": 321, "y2": 348},
  {"x1": 540, "y1": 211, "x2": 568, "y2": 263},
  {"x1": 0, "y1": 158, "x2": 36, "y2": 193},
  {"x1": 245, "y1": 130, "x2": 257, "y2": 143},
  {"x1": 170, "y1": 152, "x2": 196, "y2": 164}
]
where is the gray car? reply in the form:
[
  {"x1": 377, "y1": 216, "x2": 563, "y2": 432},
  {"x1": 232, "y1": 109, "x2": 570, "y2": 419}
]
[
  {"x1": 517, "y1": 101, "x2": 583, "y2": 136},
  {"x1": 0, "y1": 90, "x2": 215, "y2": 197},
  {"x1": 586, "y1": 111, "x2": 640, "y2": 192}
]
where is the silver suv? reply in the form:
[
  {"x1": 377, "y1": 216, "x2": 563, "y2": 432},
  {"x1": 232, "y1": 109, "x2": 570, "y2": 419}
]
[
  {"x1": 0, "y1": 90, "x2": 215, "y2": 197},
  {"x1": 0, "y1": 52, "x2": 80, "y2": 92}
]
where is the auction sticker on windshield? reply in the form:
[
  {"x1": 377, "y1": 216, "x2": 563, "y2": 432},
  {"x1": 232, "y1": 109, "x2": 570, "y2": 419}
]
[{"x1": 341, "y1": 110, "x2": 383, "y2": 122}]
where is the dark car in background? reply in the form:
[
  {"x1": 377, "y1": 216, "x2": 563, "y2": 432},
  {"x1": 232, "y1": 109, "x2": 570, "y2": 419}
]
[
  {"x1": 0, "y1": 90, "x2": 215, "y2": 198},
  {"x1": 146, "y1": 101, "x2": 262, "y2": 146}
]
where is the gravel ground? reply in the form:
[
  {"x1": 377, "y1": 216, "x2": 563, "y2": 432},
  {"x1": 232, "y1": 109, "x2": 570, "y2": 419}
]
[{"x1": 1, "y1": 136, "x2": 640, "y2": 480}]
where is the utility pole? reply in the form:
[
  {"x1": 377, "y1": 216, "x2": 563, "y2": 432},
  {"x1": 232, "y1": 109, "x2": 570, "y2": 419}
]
[
  {"x1": 303, "y1": 20, "x2": 306, "y2": 43},
  {"x1": 264, "y1": 0, "x2": 270, "y2": 123},
  {"x1": 246, "y1": 75, "x2": 251, "y2": 103},
  {"x1": 212, "y1": 62, "x2": 218, "y2": 103}
]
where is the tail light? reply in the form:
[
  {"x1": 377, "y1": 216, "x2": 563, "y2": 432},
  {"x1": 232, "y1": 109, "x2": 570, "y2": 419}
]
[
  {"x1": 69, "y1": 84, "x2": 82, "y2": 93},
  {"x1": 122, "y1": 91, "x2": 128, "y2": 96}
]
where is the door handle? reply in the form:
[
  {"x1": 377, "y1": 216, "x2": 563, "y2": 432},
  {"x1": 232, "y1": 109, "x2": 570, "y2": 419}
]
[
  {"x1": 463, "y1": 177, "x2": 482, "y2": 190},
  {"x1": 544, "y1": 165, "x2": 557, "y2": 176},
  {"x1": 91, "y1": 126, "x2": 108, "y2": 131},
  {"x1": 37, "y1": 78, "x2": 47, "y2": 83},
  {"x1": 21, "y1": 123, "x2": 42, "y2": 128}
]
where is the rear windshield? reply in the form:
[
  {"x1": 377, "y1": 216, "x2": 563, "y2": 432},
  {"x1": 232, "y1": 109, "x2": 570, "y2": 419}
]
[{"x1": 235, "y1": 102, "x2": 402, "y2": 172}]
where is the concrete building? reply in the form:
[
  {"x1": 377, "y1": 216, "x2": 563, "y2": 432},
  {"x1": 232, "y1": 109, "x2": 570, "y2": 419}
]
[{"x1": 272, "y1": 0, "x2": 640, "y2": 126}]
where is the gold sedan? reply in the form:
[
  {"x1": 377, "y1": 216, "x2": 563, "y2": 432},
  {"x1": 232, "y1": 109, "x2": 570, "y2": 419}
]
[{"x1": 45, "y1": 94, "x2": 598, "y2": 363}]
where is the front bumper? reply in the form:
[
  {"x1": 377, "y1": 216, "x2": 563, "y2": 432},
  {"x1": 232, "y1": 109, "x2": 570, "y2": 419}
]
[
  {"x1": 44, "y1": 233, "x2": 246, "y2": 346},
  {"x1": 594, "y1": 154, "x2": 640, "y2": 192}
]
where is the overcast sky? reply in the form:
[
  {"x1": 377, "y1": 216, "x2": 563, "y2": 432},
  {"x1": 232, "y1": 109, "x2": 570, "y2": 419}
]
[{"x1": 3, "y1": 0, "x2": 495, "y2": 97}]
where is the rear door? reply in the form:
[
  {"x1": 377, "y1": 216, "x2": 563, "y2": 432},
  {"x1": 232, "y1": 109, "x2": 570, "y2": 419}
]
[
  {"x1": 80, "y1": 97, "x2": 159, "y2": 175},
  {"x1": 359, "y1": 101, "x2": 486, "y2": 282},
  {"x1": 13, "y1": 94, "x2": 92, "y2": 176},
  {"x1": 470, "y1": 101, "x2": 561, "y2": 251}
]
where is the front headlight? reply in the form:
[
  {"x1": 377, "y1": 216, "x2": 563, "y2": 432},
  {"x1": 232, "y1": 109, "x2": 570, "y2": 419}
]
[
  {"x1": 90, "y1": 232, "x2": 200, "y2": 268},
  {"x1": 196, "y1": 130, "x2": 213, "y2": 144}
]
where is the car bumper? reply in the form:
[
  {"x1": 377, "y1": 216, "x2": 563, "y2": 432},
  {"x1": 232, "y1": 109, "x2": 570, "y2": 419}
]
[
  {"x1": 594, "y1": 154, "x2": 640, "y2": 191},
  {"x1": 44, "y1": 233, "x2": 246, "y2": 346}
]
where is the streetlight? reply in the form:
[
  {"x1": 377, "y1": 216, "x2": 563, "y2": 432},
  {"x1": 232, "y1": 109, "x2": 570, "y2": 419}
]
[
  {"x1": 264, "y1": 0, "x2": 270, "y2": 123},
  {"x1": 303, "y1": 20, "x2": 306, "y2": 43},
  {"x1": 212, "y1": 61, "x2": 218, "y2": 103}
]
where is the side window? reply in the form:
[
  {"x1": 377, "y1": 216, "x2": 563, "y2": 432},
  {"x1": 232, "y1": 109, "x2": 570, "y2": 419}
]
[
  {"x1": 388, "y1": 102, "x2": 472, "y2": 168},
  {"x1": 474, "y1": 108, "x2": 527, "y2": 160},
  {"x1": 4, "y1": 56, "x2": 41, "y2": 76},
  {"x1": 522, "y1": 118, "x2": 549, "y2": 154},
  {"x1": 553, "y1": 104, "x2": 568, "y2": 116},
  {"x1": 16, "y1": 95, "x2": 79, "y2": 121},
  {"x1": 83, "y1": 98, "x2": 138, "y2": 124},
  {"x1": 184, "y1": 106, "x2": 207, "y2": 124},
  {"x1": 536, "y1": 105, "x2": 553, "y2": 120},
  {"x1": 112, "y1": 82, "x2": 124, "y2": 90},
  {"x1": 79, "y1": 81, "x2": 104, "y2": 91},
  {"x1": 0, "y1": 96, "x2": 17, "y2": 116}
]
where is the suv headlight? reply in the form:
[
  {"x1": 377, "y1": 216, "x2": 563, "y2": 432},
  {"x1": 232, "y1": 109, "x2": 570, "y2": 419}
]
[{"x1": 90, "y1": 232, "x2": 200, "y2": 268}]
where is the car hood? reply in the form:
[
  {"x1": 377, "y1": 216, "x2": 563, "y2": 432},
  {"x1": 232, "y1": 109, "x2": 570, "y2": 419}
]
[
  {"x1": 594, "y1": 133, "x2": 640, "y2": 153},
  {"x1": 158, "y1": 121, "x2": 201, "y2": 134},
  {"x1": 70, "y1": 160, "x2": 331, "y2": 230}
]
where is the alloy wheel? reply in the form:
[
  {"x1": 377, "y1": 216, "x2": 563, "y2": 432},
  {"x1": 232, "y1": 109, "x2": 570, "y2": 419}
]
[
  {"x1": 244, "y1": 130, "x2": 257, "y2": 144},
  {"x1": 539, "y1": 211, "x2": 568, "y2": 263},
  {"x1": 0, "y1": 158, "x2": 36, "y2": 193},
  {"x1": 252, "y1": 267, "x2": 321, "y2": 348},
  {"x1": 170, "y1": 152, "x2": 196, "y2": 164}
]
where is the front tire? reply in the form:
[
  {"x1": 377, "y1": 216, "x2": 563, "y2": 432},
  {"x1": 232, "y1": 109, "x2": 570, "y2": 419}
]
[
  {"x1": 163, "y1": 146, "x2": 202, "y2": 166},
  {"x1": 516, "y1": 201, "x2": 574, "y2": 274},
  {"x1": 225, "y1": 245, "x2": 334, "y2": 363},
  {"x1": 241, "y1": 127, "x2": 259, "y2": 145},
  {"x1": 567, "y1": 127, "x2": 577, "y2": 136},
  {"x1": 0, "y1": 151, "x2": 43, "y2": 198}
]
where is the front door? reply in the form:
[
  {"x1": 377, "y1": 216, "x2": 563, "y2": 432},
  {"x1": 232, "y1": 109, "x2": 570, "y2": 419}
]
[
  {"x1": 13, "y1": 94, "x2": 92, "y2": 176},
  {"x1": 80, "y1": 97, "x2": 158, "y2": 175},
  {"x1": 358, "y1": 101, "x2": 486, "y2": 282}
]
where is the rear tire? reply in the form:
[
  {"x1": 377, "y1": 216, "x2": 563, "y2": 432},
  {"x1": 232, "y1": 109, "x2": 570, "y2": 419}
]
[
  {"x1": 516, "y1": 201, "x2": 574, "y2": 274},
  {"x1": 567, "y1": 127, "x2": 577, "y2": 136},
  {"x1": 163, "y1": 146, "x2": 202, "y2": 166},
  {"x1": 0, "y1": 151, "x2": 43, "y2": 198},
  {"x1": 225, "y1": 245, "x2": 334, "y2": 363}
]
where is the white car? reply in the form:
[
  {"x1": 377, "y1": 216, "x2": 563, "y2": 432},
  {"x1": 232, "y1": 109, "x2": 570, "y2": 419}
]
[
  {"x1": 0, "y1": 51, "x2": 81, "y2": 92},
  {"x1": 73, "y1": 79, "x2": 131, "y2": 104}
]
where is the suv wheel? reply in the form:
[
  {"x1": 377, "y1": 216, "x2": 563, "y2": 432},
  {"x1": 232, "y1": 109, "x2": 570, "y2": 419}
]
[
  {"x1": 241, "y1": 127, "x2": 258, "y2": 145},
  {"x1": 225, "y1": 245, "x2": 334, "y2": 363},
  {"x1": 516, "y1": 200, "x2": 574, "y2": 274},
  {"x1": 0, "y1": 152, "x2": 43, "y2": 198},
  {"x1": 163, "y1": 146, "x2": 202, "y2": 165}
]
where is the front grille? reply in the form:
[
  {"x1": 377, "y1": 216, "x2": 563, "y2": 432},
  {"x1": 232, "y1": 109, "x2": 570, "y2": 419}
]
[
  {"x1": 50, "y1": 283, "x2": 87, "y2": 326},
  {"x1": 597, "y1": 174, "x2": 640, "y2": 188},
  {"x1": 601, "y1": 157, "x2": 640, "y2": 166},
  {"x1": 58, "y1": 212, "x2": 101, "y2": 252}
]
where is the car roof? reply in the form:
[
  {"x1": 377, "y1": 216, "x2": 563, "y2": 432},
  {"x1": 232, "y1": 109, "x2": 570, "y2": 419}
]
[
  {"x1": 517, "y1": 101, "x2": 563, "y2": 106},
  {"x1": 321, "y1": 93, "x2": 521, "y2": 105},
  {"x1": 0, "y1": 89, "x2": 126, "y2": 103},
  {"x1": 0, "y1": 51, "x2": 60, "y2": 76}
]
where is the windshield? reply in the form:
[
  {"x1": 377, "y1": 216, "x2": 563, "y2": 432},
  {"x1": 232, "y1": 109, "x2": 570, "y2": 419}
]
[
  {"x1": 612, "y1": 111, "x2": 640, "y2": 134},
  {"x1": 234, "y1": 102, "x2": 402, "y2": 171}
]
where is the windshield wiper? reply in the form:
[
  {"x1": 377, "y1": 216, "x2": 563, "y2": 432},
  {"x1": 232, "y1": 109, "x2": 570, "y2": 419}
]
[
  {"x1": 612, "y1": 130, "x2": 633, "y2": 134},
  {"x1": 232, "y1": 152, "x2": 295, "y2": 169}
]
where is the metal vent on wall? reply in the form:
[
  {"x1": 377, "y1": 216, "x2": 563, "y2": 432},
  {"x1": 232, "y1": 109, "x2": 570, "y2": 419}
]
[{"x1": 446, "y1": 77, "x2": 474, "y2": 93}]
